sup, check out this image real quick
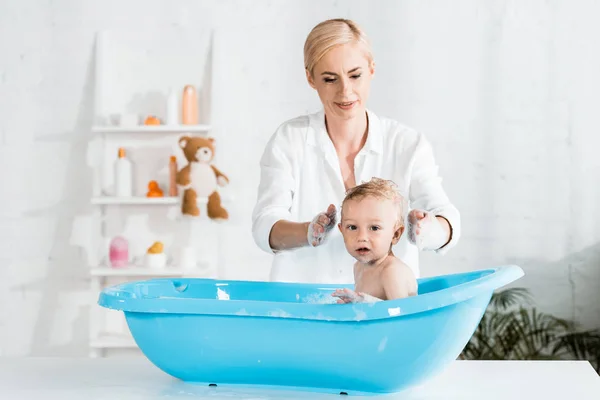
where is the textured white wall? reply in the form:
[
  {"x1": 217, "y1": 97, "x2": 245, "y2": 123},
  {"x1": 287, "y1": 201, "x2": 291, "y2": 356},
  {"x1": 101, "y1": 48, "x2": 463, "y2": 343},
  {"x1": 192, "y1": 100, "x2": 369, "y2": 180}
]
[{"x1": 0, "y1": 0, "x2": 599, "y2": 356}]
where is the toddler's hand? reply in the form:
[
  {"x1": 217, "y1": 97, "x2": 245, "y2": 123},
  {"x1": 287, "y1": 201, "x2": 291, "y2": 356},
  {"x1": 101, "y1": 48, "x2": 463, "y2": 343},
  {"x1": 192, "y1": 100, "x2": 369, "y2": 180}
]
[
  {"x1": 307, "y1": 204, "x2": 337, "y2": 247},
  {"x1": 407, "y1": 209, "x2": 447, "y2": 251},
  {"x1": 331, "y1": 288, "x2": 364, "y2": 304}
]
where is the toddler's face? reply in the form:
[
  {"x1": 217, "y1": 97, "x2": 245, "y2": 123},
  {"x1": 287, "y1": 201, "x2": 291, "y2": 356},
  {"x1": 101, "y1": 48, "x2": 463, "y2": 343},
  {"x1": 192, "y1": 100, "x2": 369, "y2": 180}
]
[{"x1": 338, "y1": 196, "x2": 403, "y2": 265}]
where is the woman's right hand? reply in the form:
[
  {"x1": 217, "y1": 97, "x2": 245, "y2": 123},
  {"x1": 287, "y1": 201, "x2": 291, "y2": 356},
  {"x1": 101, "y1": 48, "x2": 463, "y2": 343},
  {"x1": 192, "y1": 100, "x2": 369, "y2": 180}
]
[{"x1": 307, "y1": 204, "x2": 337, "y2": 247}]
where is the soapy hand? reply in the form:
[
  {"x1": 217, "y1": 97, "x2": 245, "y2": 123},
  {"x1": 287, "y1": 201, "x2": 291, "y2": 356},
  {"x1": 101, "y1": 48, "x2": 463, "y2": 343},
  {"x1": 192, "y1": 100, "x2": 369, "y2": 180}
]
[
  {"x1": 331, "y1": 288, "x2": 364, "y2": 304},
  {"x1": 331, "y1": 288, "x2": 381, "y2": 304},
  {"x1": 407, "y1": 209, "x2": 448, "y2": 251},
  {"x1": 307, "y1": 204, "x2": 337, "y2": 247}
]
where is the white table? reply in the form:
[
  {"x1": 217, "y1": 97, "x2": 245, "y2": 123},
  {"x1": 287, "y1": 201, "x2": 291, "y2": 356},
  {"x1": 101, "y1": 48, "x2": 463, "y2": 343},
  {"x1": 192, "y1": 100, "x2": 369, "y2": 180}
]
[{"x1": 0, "y1": 357, "x2": 598, "y2": 399}]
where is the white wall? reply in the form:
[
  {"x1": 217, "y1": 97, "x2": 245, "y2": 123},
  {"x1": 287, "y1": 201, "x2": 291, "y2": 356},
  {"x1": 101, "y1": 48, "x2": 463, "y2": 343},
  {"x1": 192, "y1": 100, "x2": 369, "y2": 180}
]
[{"x1": 0, "y1": 0, "x2": 599, "y2": 356}]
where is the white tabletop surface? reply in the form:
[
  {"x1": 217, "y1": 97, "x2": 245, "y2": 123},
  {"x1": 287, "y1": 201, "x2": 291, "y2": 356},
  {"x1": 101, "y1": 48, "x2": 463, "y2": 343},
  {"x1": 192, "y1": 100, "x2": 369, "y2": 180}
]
[{"x1": 0, "y1": 357, "x2": 598, "y2": 399}]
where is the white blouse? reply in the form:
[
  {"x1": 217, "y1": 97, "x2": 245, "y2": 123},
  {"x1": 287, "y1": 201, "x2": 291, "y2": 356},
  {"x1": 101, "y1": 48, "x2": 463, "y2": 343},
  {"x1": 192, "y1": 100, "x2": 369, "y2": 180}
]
[{"x1": 252, "y1": 109, "x2": 461, "y2": 284}]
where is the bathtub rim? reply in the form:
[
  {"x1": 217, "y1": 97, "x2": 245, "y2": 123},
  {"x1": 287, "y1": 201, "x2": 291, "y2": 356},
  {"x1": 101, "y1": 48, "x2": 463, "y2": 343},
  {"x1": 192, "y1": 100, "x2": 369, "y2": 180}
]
[{"x1": 98, "y1": 264, "x2": 523, "y2": 322}]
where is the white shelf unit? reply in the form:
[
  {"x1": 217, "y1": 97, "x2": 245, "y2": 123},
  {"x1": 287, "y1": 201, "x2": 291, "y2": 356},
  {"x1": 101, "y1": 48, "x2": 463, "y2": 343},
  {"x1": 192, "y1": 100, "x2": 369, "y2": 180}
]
[
  {"x1": 88, "y1": 27, "x2": 225, "y2": 358},
  {"x1": 90, "y1": 194, "x2": 232, "y2": 206},
  {"x1": 91, "y1": 196, "x2": 179, "y2": 205},
  {"x1": 90, "y1": 264, "x2": 211, "y2": 277},
  {"x1": 92, "y1": 124, "x2": 211, "y2": 134}
]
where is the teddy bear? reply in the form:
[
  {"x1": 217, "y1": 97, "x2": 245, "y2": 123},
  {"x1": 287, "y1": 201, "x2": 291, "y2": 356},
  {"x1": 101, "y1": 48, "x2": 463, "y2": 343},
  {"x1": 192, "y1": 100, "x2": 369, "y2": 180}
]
[{"x1": 176, "y1": 136, "x2": 229, "y2": 220}]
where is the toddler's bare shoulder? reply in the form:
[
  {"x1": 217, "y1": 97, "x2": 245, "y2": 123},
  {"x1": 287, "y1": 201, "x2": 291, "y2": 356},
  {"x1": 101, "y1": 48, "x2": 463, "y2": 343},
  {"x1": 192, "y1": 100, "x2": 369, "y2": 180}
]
[{"x1": 384, "y1": 257, "x2": 415, "y2": 276}]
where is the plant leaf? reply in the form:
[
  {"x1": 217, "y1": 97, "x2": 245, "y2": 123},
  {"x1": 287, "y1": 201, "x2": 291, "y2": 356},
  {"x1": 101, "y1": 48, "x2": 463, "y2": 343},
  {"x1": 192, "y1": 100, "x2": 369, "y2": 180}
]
[
  {"x1": 556, "y1": 330, "x2": 600, "y2": 372},
  {"x1": 490, "y1": 288, "x2": 533, "y2": 311},
  {"x1": 461, "y1": 287, "x2": 600, "y2": 373}
]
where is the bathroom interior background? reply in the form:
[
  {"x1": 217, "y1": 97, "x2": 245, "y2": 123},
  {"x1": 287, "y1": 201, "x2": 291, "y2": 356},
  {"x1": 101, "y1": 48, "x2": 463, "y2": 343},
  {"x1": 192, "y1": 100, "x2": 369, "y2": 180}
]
[{"x1": 0, "y1": 0, "x2": 599, "y2": 356}]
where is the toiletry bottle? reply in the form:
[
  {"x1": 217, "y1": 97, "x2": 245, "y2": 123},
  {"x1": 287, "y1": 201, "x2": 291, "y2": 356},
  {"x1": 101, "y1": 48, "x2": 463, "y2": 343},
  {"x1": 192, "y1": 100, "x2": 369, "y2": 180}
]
[
  {"x1": 180, "y1": 246, "x2": 197, "y2": 270},
  {"x1": 114, "y1": 147, "x2": 133, "y2": 197},
  {"x1": 182, "y1": 85, "x2": 198, "y2": 125},
  {"x1": 166, "y1": 88, "x2": 178, "y2": 125},
  {"x1": 169, "y1": 155, "x2": 178, "y2": 196},
  {"x1": 109, "y1": 236, "x2": 129, "y2": 268}
]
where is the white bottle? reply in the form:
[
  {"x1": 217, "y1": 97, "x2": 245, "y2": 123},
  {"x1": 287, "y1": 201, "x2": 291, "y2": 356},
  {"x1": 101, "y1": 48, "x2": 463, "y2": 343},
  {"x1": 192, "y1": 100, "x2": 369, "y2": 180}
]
[
  {"x1": 114, "y1": 147, "x2": 133, "y2": 197},
  {"x1": 179, "y1": 246, "x2": 197, "y2": 270},
  {"x1": 166, "y1": 88, "x2": 178, "y2": 125}
]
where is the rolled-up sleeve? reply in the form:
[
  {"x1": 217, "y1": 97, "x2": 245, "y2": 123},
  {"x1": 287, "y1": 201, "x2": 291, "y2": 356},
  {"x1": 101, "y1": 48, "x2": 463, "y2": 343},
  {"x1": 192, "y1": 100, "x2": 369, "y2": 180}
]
[
  {"x1": 408, "y1": 133, "x2": 461, "y2": 255},
  {"x1": 251, "y1": 129, "x2": 297, "y2": 254}
]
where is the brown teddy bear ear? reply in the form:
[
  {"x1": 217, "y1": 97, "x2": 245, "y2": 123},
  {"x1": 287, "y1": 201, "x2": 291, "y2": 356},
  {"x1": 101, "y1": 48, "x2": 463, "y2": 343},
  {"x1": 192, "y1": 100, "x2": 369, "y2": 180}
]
[
  {"x1": 179, "y1": 136, "x2": 190, "y2": 148},
  {"x1": 208, "y1": 138, "x2": 215, "y2": 143}
]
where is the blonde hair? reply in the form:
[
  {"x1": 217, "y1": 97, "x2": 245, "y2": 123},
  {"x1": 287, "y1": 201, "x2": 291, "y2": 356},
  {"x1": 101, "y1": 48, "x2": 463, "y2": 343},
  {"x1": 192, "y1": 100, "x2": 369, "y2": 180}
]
[
  {"x1": 303, "y1": 18, "x2": 373, "y2": 75},
  {"x1": 341, "y1": 178, "x2": 407, "y2": 226}
]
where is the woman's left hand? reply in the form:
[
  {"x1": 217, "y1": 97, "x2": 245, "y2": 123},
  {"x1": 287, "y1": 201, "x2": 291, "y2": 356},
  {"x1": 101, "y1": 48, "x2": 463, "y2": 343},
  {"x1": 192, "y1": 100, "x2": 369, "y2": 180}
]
[{"x1": 407, "y1": 210, "x2": 449, "y2": 251}]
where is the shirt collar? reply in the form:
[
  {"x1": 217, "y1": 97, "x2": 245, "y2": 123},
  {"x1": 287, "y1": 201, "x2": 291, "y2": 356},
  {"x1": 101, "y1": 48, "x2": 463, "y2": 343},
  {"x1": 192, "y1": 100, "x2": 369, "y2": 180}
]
[{"x1": 307, "y1": 108, "x2": 383, "y2": 155}]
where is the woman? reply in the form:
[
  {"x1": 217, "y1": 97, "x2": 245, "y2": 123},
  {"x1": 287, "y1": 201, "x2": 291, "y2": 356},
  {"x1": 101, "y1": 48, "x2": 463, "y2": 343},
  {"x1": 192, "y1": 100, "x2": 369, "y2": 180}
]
[{"x1": 252, "y1": 18, "x2": 460, "y2": 284}]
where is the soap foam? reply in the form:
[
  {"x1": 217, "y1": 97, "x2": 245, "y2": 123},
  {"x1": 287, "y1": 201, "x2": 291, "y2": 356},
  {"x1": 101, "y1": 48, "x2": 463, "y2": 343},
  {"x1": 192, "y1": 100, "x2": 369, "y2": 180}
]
[
  {"x1": 387, "y1": 307, "x2": 402, "y2": 316},
  {"x1": 378, "y1": 337, "x2": 388, "y2": 352},
  {"x1": 268, "y1": 309, "x2": 293, "y2": 318},
  {"x1": 353, "y1": 307, "x2": 367, "y2": 321},
  {"x1": 217, "y1": 288, "x2": 230, "y2": 300},
  {"x1": 302, "y1": 292, "x2": 338, "y2": 305}
]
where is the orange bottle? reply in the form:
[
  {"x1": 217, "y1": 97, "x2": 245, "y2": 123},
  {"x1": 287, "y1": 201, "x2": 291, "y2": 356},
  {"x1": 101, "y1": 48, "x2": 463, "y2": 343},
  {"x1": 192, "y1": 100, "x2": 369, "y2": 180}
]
[
  {"x1": 169, "y1": 155, "x2": 178, "y2": 196},
  {"x1": 182, "y1": 85, "x2": 198, "y2": 125}
]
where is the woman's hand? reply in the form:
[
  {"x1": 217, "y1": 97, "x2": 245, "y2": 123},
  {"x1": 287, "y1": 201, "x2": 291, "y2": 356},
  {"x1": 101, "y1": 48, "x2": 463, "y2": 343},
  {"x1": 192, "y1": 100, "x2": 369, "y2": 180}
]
[
  {"x1": 307, "y1": 204, "x2": 337, "y2": 247},
  {"x1": 407, "y1": 210, "x2": 449, "y2": 251}
]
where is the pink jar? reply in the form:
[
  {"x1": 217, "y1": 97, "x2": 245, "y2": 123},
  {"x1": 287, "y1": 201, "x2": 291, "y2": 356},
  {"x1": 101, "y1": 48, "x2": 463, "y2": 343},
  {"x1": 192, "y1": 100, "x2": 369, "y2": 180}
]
[{"x1": 109, "y1": 236, "x2": 129, "y2": 267}]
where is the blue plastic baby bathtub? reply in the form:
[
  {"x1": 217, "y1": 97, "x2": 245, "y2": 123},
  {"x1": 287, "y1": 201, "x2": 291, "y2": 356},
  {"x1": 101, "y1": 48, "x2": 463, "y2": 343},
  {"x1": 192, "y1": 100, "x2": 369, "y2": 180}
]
[{"x1": 98, "y1": 264, "x2": 523, "y2": 395}]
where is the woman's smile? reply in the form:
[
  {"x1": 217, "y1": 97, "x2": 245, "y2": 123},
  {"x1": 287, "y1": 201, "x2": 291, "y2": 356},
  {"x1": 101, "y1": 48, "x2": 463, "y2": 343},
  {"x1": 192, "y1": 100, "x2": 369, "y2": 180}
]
[{"x1": 335, "y1": 101, "x2": 357, "y2": 110}]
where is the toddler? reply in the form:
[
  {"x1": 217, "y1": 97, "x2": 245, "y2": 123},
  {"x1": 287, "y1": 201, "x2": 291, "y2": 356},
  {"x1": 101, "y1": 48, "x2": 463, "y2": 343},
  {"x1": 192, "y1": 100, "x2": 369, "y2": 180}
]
[{"x1": 332, "y1": 178, "x2": 417, "y2": 303}]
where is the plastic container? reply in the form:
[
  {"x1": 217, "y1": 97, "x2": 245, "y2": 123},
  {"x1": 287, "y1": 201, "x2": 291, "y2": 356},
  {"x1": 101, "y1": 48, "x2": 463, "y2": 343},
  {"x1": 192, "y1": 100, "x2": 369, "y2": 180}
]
[
  {"x1": 145, "y1": 252, "x2": 167, "y2": 269},
  {"x1": 168, "y1": 156, "x2": 178, "y2": 197},
  {"x1": 178, "y1": 246, "x2": 196, "y2": 270},
  {"x1": 181, "y1": 85, "x2": 198, "y2": 125},
  {"x1": 108, "y1": 236, "x2": 128, "y2": 268},
  {"x1": 166, "y1": 88, "x2": 179, "y2": 125},
  {"x1": 98, "y1": 265, "x2": 524, "y2": 395},
  {"x1": 114, "y1": 147, "x2": 132, "y2": 197}
]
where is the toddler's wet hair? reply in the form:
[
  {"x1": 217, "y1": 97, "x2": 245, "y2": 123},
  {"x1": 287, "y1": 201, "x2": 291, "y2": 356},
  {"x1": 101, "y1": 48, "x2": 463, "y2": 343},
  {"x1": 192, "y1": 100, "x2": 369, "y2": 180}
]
[{"x1": 342, "y1": 177, "x2": 407, "y2": 223}]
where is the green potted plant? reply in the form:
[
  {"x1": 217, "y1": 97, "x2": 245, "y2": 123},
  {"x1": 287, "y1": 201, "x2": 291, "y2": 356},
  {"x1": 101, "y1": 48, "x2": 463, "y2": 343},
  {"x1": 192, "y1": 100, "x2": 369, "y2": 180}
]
[{"x1": 460, "y1": 287, "x2": 600, "y2": 373}]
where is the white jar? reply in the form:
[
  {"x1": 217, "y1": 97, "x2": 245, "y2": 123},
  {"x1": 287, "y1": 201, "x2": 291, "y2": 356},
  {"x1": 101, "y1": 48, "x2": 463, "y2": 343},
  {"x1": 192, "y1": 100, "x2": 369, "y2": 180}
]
[{"x1": 145, "y1": 252, "x2": 167, "y2": 269}]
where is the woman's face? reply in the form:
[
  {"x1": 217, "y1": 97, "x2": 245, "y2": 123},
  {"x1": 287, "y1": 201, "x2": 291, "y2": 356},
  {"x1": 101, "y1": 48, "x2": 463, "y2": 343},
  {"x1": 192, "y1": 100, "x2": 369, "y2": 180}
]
[{"x1": 307, "y1": 42, "x2": 375, "y2": 121}]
